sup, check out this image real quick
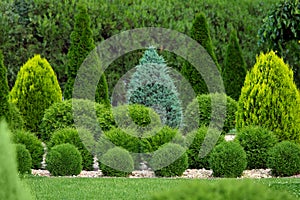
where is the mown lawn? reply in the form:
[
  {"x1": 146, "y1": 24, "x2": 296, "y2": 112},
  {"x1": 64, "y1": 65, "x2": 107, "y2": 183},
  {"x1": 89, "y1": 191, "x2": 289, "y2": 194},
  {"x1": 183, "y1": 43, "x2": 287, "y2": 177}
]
[{"x1": 24, "y1": 177, "x2": 300, "y2": 200}]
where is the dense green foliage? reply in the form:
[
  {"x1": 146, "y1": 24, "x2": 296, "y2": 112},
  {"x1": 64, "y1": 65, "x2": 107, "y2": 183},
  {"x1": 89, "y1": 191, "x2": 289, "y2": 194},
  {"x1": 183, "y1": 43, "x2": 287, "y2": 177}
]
[
  {"x1": 209, "y1": 141, "x2": 247, "y2": 178},
  {"x1": 15, "y1": 144, "x2": 32, "y2": 175},
  {"x1": 149, "y1": 143, "x2": 188, "y2": 177},
  {"x1": 236, "y1": 51, "x2": 300, "y2": 143},
  {"x1": 186, "y1": 126, "x2": 225, "y2": 169},
  {"x1": 183, "y1": 93, "x2": 237, "y2": 134},
  {"x1": 48, "y1": 128, "x2": 94, "y2": 171},
  {"x1": 0, "y1": 50, "x2": 9, "y2": 119},
  {"x1": 46, "y1": 143, "x2": 82, "y2": 176},
  {"x1": 7, "y1": 103, "x2": 24, "y2": 131},
  {"x1": 235, "y1": 126, "x2": 278, "y2": 169},
  {"x1": 12, "y1": 129, "x2": 44, "y2": 169},
  {"x1": 10, "y1": 55, "x2": 62, "y2": 132},
  {"x1": 100, "y1": 147, "x2": 134, "y2": 177},
  {"x1": 222, "y1": 29, "x2": 247, "y2": 100},
  {"x1": 267, "y1": 141, "x2": 300, "y2": 177}
]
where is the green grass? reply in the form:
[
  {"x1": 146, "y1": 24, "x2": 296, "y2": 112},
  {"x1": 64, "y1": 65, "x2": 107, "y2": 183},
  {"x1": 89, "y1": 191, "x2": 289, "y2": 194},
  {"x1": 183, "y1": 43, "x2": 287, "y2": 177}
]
[{"x1": 24, "y1": 176, "x2": 300, "y2": 200}]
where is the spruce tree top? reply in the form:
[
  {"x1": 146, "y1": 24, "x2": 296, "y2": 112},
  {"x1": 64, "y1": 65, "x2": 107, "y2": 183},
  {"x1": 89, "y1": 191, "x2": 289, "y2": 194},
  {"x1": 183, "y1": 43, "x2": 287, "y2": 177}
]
[{"x1": 139, "y1": 46, "x2": 166, "y2": 65}]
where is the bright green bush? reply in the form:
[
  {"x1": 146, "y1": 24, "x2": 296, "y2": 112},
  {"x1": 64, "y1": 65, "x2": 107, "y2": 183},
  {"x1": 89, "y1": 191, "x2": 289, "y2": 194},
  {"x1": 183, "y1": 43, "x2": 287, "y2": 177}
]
[
  {"x1": 267, "y1": 141, "x2": 300, "y2": 177},
  {"x1": 222, "y1": 29, "x2": 247, "y2": 101},
  {"x1": 236, "y1": 51, "x2": 300, "y2": 143},
  {"x1": 12, "y1": 130, "x2": 44, "y2": 169},
  {"x1": 235, "y1": 126, "x2": 278, "y2": 169},
  {"x1": 10, "y1": 55, "x2": 62, "y2": 132},
  {"x1": 100, "y1": 147, "x2": 134, "y2": 177},
  {"x1": 149, "y1": 143, "x2": 188, "y2": 177},
  {"x1": 183, "y1": 93, "x2": 237, "y2": 134},
  {"x1": 48, "y1": 128, "x2": 94, "y2": 171},
  {"x1": 15, "y1": 144, "x2": 32, "y2": 175},
  {"x1": 186, "y1": 126, "x2": 225, "y2": 169},
  {"x1": 151, "y1": 179, "x2": 297, "y2": 200},
  {"x1": 7, "y1": 104, "x2": 24, "y2": 131},
  {"x1": 46, "y1": 143, "x2": 82, "y2": 176},
  {"x1": 209, "y1": 141, "x2": 247, "y2": 177}
]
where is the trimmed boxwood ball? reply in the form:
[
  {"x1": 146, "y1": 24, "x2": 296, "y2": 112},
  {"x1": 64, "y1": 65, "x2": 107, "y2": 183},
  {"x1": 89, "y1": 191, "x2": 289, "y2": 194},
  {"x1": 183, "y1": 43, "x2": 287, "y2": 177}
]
[
  {"x1": 209, "y1": 141, "x2": 247, "y2": 178},
  {"x1": 48, "y1": 127, "x2": 94, "y2": 171},
  {"x1": 151, "y1": 179, "x2": 297, "y2": 200},
  {"x1": 100, "y1": 147, "x2": 134, "y2": 177},
  {"x1": 186, "y1": 126, "x2": 225, "y2": 169},
  {"x1": 15, "y1": 144, "x2": 32, "y2": 175},
  {"x1": 149, "y1": 143, "x2": 188, "y2": 177},
  {"x1": 46, "y1": 143, "x2": 82, "y2": 176},
  {"x1": 267, "y1": 141, "x2": 300, "y2": 177},
  {"x1": 235, "y1": 126, "x2": 278, "y2": 169},
  {"x1": 12, "y1": 129, "x2": 44, "y2": 169}
]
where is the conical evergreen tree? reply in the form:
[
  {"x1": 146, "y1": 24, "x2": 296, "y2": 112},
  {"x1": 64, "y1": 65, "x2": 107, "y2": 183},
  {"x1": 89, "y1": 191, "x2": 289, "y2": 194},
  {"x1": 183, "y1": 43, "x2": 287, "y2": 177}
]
[
  {"x1": 0, "y1": 50, "x2": 10, "y2": 118},
  {"x1": 222, "y1": 29, "x2": 247, "y2": 101}
]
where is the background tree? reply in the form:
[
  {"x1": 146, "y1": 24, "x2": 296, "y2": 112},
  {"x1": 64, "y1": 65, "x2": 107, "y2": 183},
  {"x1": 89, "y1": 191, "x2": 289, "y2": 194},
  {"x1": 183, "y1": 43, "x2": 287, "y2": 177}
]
[
  {"x1": 0, "y1": 50, "x2": 10, "y2": 118},
  {"x1": 222, "y1": 29, "x2": 247, "y2": 101},
  {"x1": 236, "y1": 51, "x2": 300, "y2": 143}
]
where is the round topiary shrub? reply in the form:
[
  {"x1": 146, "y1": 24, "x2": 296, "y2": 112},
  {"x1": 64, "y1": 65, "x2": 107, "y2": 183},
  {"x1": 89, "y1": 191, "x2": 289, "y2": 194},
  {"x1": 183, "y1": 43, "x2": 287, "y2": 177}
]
[
  {"x1": 39, "y1": 99, "x2": 115, "y2": 142},
  {"x1": 48, "y1": 127, "x2": 94, "y2": 171},
  {"x1": 183, "y1": 93, "x2": 237, "y2": 134},
  {"x1": 12, "y1": 129, "x2": 44, "y2": 169},
  {"x1": 267, "y1": 141, "x2": 300, "y2": 177},
  {"x1": 149, "y1": 143, "x2": 188, "y2": 177},
  {"x1": 151, "y1": 179, "x2": 297, "y2": 200},
  {"x1": 186, "y1": 126, "x2": 225, "y2": 169},
  {"x1": 100, "y1": 147, "x2": 134, "y2": 177},
  {"x1": 235, "y1": 126, "x2": 278, "y2": 169},
  {"x1": 15, "y1": 144, "x2": 32, "y2": 175},
  {"x1": 46, "y1": 143, "x2": 82, "y2": 176},
  {"x1": 209, "y1": 141, "x2": 247, "y2": 178}
]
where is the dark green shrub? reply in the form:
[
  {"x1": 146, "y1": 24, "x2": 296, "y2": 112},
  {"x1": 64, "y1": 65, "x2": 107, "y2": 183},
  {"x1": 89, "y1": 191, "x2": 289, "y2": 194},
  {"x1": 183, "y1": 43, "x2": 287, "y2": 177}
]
[
  {"x1": 236, "y1": 51, "x2": 300, "y2": 143},
  {"x1": 0, "y1": 50, "x2": 10, "y2": 120},
  {"x1": 100, "y1": 147, "x2": 134, "y2": 177},
  {"x1": 39, "y1": 99, "x2": 115, "y2": 142},
  {"x1": 10, "y1": 55, "x2": 62, "y2": 132},
  {"x1": 222, "y1": 29, "x2": 247, "y2": 101},
  {"x1": 48, "y1": 127, "x2": 94, "y2": 171},
  {"x1": 267, "y1": 141, "x2": 300, "y2": 177},
  {"x1": 151, "y1": 179, "x2": 297, "y2": 200},
  {"x1": 12, "y1": 130, "x2": 44, "y2": 169},
  {"x1": 183, "y1": 93, "x2": 237, "y2": 134},
  {"x1": 46, "y1": 143, "x2": 82, "y2": 176},
  {"x1": 186, "y1": 126, "x2": 225, "y2": 169},
  {"x1": 235, "y1": 126, "x2": 278, "y2": 169},
  {"x1": 15, "y1": 144, "x2": 32, "y2": 175},
  {"x1": 149, "y1": 143, "x2": 188, "y2": 177},
  {"x1": 209, "y1": 141, "x2": 247, "y2": 177}
]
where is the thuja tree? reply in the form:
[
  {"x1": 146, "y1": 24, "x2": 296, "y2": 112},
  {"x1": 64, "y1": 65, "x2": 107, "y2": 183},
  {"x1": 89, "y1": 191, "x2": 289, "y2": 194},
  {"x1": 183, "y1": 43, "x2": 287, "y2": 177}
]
[
  {"x1": 127, "y1": 47, "x2": 182, "y2": 128},
  {"x1": 181, "y1": 12, "x2": 220, "y2": 95},
  {"x1": 64, "y1": 3, "x2": 109, "y2": 105},
  {"x1": 0, "y1": 50, "x2": 10, "y2": 118},
  {"x1": 236, "y1": 51, "x2": 300, "y2": 143},
  {"x1": 222, "y1": 29, "x2": 247, "y2": 101},
  {"x1": 10, "y1": 55, "x2": 62, "y2": 132}
]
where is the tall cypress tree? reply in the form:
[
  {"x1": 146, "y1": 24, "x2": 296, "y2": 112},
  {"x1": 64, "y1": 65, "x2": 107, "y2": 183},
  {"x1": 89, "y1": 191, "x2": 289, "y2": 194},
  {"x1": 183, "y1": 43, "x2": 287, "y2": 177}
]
[
  {"x1": 0, "y1": 50, "x2": 9, "y2": 118},
  {"x1": 181, "y1": 12, "x2": 220, "y2": 95},
  {"x1": 64, "y1": 3, "x2": 109, "y2": 105},
  {"x1": 222, "y1": 29, "x2": 247, "y2": 101}
]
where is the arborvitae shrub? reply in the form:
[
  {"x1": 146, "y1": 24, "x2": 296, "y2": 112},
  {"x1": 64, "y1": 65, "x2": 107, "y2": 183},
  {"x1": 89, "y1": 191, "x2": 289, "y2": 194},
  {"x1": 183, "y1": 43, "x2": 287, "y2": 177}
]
[
  {"x1": 151, "y1": 179, "x2": 297, "y2": 200},
  {"x1": 209, "y1": 141, "x2": 247, "y2": 178},
  {"x1": 100, "y1": 147, "x2": 134, "y2": 177},
  {"x1": 127, "y1": 47, "x2": 182, "y2": 128},
  {"x1": 7, "y1": 103, "x2": 24, "y2": 131},
  {"x1": 15, "y1": 144, "x2": 32, "y2": 175},
  {"x1": 222, "y1": 29, "x2": 247, "y2": 101},
  {"x1": 186, "y1": 126, "x2": 225, "y2": 169},
  {"x1": 10, "y1": 55, "x2": 62, "y2": 132},
  {"x1": 0, "y1": 50, "x2": 10, "y2": 120},
  {"x1": 236, "y1": 51, "x2": 300, "y2": 143},
  {"x1": 183, "y1": 93, "x2": 237, "y2": 134},
  {"x1": 48, "y1": 127, "x2": 94, "y2": 171},
  {"x1": 46, "y1": 143, "x2": 82, "y2": 176},
  {"x1": 235, "y1": 126, "x2": 277, "y2": 169},
  {"x1": 39, "y1": 99, "x2": 115, "y2": 142},
  {"x1": 12, "y1": 130, "x2": 44, "y2": 169},
  {"x1": 267, "y1": 141, "x2": 300, "y2": 177},
  {"x1": 149, "y1": 143, "x2": 188, "y2": 177}
]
